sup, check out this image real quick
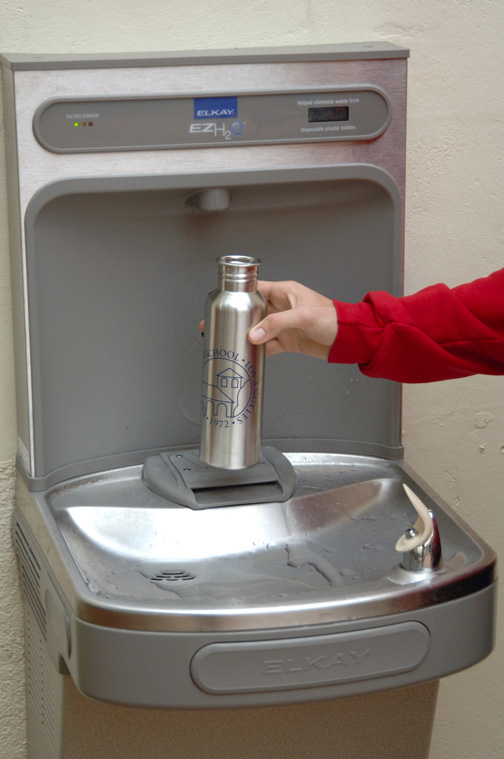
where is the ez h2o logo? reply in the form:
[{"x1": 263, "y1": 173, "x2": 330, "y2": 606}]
[
  {"x1": 189, "y1": 121, "x2": 244, "y2": 140},
  {"x1": 201, "y1": 348, "x2": 259, "y2": 429}
]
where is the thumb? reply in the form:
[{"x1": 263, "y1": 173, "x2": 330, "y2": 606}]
[
  {"x1": 249, "y1": 310, "x2": 299, "y2": 344},
  {"x1": 249, "y1": 322, "x2": 268, "y2": 344},
  {"x1": 249, "y1": 312, "x2": 286, "y2": 344}
]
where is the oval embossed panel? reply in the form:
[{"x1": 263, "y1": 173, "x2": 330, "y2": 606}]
[{"x1": 191, "y1": 621, "x2": 430, "y2": 694}]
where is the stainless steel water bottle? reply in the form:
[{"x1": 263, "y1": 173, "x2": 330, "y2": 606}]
[{"x1": 199, "y1": 255, "x2": 267, "y2": 469}]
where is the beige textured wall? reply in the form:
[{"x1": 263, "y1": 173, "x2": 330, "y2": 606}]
[{"x1": 1, "y1": 2, "x2": 503, "y2": 758}]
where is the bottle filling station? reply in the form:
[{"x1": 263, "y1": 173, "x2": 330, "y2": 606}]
[{"x1": 0, "y1": 43, "x2": 496, "y2": 759}]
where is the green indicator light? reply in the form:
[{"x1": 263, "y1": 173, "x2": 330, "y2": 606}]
[{"x1": 74, "y1": 122, "x2": 79, "y2": 127}]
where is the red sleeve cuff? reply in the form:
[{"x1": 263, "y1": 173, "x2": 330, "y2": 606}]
[{"x1": 328, "y1": 300, "x2": 383, "y2": 366}]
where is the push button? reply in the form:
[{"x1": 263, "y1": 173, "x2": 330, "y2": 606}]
[{"x1": 191, "y1": 622, "x2": 430, "y2": 694}]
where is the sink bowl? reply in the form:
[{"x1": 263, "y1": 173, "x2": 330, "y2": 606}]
[
  {"x1": 22, "y1": 452, "x2": 494, "y2": 632},
  {"x1": 14, "y1": 452, "x2": 496, "y2": 707}
]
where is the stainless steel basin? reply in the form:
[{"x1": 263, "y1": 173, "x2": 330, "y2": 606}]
[
  {"x1": 13, "y1": 451, "x2": 496, "y2": 707},
  {"x1": 25, "y1": 452, "x2": 494, "y2": 633}
]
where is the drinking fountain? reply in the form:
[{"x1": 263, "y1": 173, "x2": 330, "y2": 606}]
[{"x1": 1, "y1": 42, "x2": 496, "y2": 759}]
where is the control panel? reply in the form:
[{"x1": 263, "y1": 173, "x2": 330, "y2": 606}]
[{"x1": 33, "y1": 87, "x2": 391, "y2": 153}]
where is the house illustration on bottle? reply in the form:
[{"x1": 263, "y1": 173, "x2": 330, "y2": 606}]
[{"x1": 202, "y1": 366, "x2": 248, "y2": 419}]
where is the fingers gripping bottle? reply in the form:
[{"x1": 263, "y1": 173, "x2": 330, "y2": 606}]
[{"x1": 199, "y1": 256, "x2": 267, "y2": 470}]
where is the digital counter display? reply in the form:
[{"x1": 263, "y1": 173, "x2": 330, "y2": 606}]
[{"x1": 308, "y1": 106, "x2": 350, "y2": 123}]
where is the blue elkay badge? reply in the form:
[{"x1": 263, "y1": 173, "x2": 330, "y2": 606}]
[{"x1": 193, "y1": 96, "x2": 238, "y2": 119}]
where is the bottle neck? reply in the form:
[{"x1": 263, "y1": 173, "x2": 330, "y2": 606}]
[{"x1": 218, "y1": 255, "x2": 261, "y2": 293}]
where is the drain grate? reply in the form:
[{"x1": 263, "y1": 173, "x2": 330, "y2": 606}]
[{"x1": 150, "y1": 570, "x2": 196, "y2": 586}]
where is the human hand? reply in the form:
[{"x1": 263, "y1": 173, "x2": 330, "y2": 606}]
[{"x1": 248, "y1": 280, "x2": 338, "y2": 359}]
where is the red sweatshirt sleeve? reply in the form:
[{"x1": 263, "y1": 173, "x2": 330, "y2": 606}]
[{"x1": 328, "y1": 268, "x2": 504, "y2": 383}]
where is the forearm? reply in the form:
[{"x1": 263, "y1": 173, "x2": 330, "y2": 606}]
[{"x1": 329, "y1": 269, "x2": 504, "y2": 383}]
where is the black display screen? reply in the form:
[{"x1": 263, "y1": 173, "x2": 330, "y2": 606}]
[{"x1": 308, "y1": 106, "x2": 349, "y2": 123}]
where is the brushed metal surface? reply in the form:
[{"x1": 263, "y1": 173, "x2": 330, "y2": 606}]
[{"x1": 12, "y1": 58, "x2": 407, "y2": 221}]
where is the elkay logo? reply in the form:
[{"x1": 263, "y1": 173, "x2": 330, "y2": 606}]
[{"x1": 194, "y1": 96, "x2": 238, "y2": 119}]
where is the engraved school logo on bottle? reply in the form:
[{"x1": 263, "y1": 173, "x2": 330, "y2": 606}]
[{"x1": 201, "y1": 348, "x2": 259, "y2": 427}]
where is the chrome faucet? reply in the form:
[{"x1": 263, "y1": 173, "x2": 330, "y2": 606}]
[{"x1": 396, "y1": 484, "x2": 442, "y2": 572}]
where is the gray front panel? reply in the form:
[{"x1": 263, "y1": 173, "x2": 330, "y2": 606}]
[
  {"x1": 25, "y1": 166, "x2": 402, "y2": 481},
  {"x1": 34, "y1": 87, "x2": 391, "y2": 153}
]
